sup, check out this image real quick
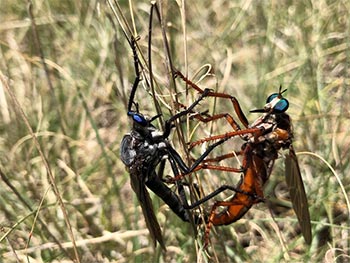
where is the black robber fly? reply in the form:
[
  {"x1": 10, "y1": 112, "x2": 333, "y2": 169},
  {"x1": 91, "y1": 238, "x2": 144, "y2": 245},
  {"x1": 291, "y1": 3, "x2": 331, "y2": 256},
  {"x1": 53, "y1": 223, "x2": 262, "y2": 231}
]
[{"x1": 120, "y1": 37, "x2": 215, "y2": 249}]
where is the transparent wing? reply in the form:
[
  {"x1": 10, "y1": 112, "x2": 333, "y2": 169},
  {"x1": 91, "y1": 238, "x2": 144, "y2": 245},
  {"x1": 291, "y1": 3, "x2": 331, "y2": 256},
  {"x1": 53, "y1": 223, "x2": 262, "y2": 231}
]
[
  {"x1": 285, "y1": 145, "x2": 312, "y2": 244},
  {"x1": 129, "y1": 168, "x2": 166, "y2": 250}
]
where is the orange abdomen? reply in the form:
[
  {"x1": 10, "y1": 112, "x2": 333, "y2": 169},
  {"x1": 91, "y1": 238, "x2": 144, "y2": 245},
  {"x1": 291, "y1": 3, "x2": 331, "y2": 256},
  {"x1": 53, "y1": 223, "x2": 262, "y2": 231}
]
[{"x1": 210, "y1": 157, "x2": 266, "y2": 226}]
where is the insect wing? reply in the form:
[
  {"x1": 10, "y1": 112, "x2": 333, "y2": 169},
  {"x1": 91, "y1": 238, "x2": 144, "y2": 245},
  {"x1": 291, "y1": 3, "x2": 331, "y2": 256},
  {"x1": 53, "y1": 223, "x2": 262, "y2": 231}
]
[
  {"x1": 129, "y1": 166, "x2": 166, "y2": 250},
  {"x1": 285, "y1": 146, "x2": 312, "y2": 244},
  {"x1": 120, "y1": 135, "x2": 136, "y2": 167}
]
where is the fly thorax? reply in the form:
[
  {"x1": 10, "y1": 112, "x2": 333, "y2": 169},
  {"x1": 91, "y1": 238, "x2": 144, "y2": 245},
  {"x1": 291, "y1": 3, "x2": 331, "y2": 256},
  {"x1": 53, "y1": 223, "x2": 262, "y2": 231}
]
[
  {"x1": 157, "y1": 141, "x2": 167, "y2": 150},
  {"x1": 139, "y1": 142, "x2": 158, "y2": 156},
  {"x1": 129, "y1": 130, "x2": 144, "y2": 141},
  {"x1": 265, "y1": 131, "x2": 279, "y2": 142},
  {"x1": 151, "y1": 130, "x2": 163, "y2": 140}
]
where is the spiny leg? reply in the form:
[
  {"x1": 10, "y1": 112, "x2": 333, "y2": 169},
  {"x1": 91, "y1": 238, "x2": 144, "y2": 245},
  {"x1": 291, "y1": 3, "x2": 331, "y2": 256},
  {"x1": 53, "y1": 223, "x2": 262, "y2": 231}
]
[
  {"x1": 174, "y1": 70, "x2": 249, "y2": 128},
  {"x1": 189, "y1": 127, "x2": 262, "y2": 148}
]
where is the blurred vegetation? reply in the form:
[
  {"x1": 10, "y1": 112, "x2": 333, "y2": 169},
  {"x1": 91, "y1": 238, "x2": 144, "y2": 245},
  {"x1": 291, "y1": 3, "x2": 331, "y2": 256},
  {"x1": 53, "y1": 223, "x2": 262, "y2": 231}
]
[{"x1": 0, "y1": 0, "x2": 349, "y2": 262}]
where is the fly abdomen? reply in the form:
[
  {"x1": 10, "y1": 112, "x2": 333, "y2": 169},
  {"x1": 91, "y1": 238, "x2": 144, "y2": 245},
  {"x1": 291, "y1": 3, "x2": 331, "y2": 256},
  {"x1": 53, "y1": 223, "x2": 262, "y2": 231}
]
[{"x1": 146, "y1": 173, "x2": 191, "y2": 222}]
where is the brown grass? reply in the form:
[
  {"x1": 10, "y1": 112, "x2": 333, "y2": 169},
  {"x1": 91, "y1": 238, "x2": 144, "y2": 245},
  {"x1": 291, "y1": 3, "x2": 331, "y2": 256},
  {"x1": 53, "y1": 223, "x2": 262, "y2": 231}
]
[{"x1": 0, "y1": 0, "x2": 349, "y2": 262}]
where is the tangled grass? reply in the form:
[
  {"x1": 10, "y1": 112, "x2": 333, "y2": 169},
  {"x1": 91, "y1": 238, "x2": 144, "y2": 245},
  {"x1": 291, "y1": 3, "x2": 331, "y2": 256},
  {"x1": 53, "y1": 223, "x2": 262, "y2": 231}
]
[{"x1": 0, "y1": 0, "x2": 349, "y2": 262}]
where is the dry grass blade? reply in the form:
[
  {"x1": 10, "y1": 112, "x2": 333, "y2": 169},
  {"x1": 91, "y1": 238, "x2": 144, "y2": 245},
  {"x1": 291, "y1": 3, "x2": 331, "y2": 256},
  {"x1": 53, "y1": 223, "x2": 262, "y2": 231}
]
[
  {"x1": 0, "y1": 72, "x2": 80, "y2": 263},
  {"x1": 1, "y1": 0, "x2": 350, "y2": 261},
  {"x1": 297, "y1": 151, "x2": 350, "y2": 219}
]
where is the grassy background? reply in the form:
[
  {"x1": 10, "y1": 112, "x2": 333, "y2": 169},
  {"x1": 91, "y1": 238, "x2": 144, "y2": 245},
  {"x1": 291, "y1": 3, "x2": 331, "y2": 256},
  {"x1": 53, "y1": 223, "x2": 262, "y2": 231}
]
[{"x1": 1, "y1": 0, "x2": 349, "y2": 262}]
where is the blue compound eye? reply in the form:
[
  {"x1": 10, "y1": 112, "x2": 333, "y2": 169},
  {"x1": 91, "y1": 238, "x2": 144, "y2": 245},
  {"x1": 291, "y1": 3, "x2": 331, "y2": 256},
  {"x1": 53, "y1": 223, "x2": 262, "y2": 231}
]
[
  {"x1": 266, "y1": 93, "x2": 279, "y2": 103},
  {"x1": 128, "y1": 112, "x2": 148, "y2": 126},
  {"x1": 273, "y1": 98, "x2": 289, "y2": 113},
  {"x1": 266, "y1": 93, "x2": 289, "y2": 113}
]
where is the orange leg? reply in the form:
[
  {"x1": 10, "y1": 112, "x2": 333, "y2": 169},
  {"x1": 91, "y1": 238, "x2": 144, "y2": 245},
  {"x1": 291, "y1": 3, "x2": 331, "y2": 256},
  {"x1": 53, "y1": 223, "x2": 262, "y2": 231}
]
[
  {"x1": 175, "y1": 70, "x2": 249, "y2": 128},
  {"x1": 202, "y1": 150, "x2": 244, "y2": 163},
  {"x1": 170, "y1": 164, "x2": 243, "y2": 182},
  {"x1": 170, "y1": 139, "x2": 252, "y2": 184},
  {"x1": 190, "y1": 112, "x2": 243, "y2": 132},
  {"x1": 169, "y1": 147, "x2": 247, "y2": 183},
  {"x1": 190, "y1": 127, "x2": 262, "y2": 148}
]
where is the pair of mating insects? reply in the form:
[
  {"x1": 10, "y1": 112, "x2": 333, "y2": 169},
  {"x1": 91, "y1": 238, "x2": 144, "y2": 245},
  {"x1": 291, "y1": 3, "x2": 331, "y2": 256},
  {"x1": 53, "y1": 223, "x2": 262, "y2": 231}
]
[{"x1": 120, "y1": 37, "x2": 311, "y2": 250}]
